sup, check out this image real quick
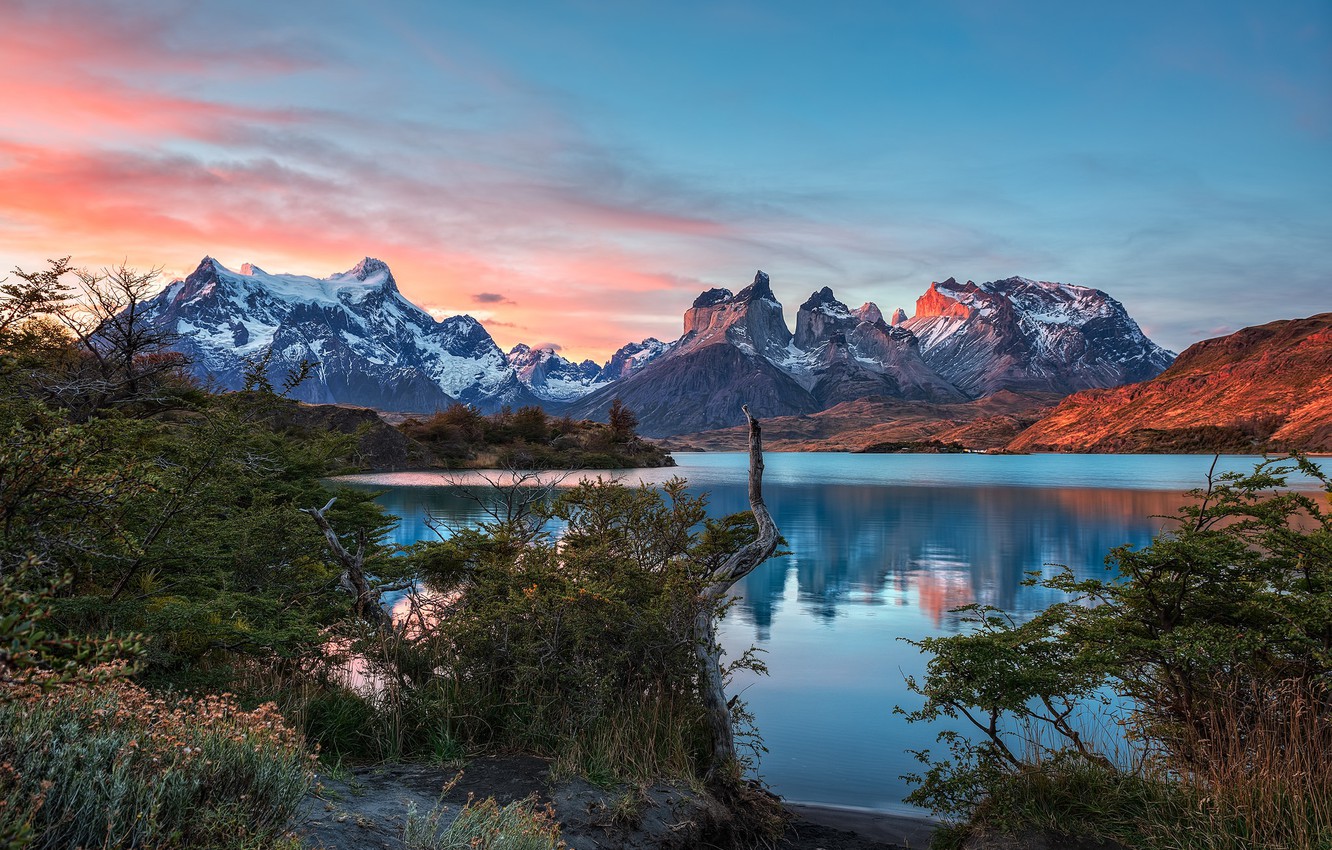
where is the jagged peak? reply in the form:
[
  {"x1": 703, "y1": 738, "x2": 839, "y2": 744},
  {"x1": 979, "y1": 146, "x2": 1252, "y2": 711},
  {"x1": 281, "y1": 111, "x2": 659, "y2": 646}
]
[
  {"x1": 692, "y1": 288, "x2": 733, "y2": 309},
  {"x1": 348, "y1": 257, "x2": 391, "y2": 281},
  {"x1": 857, "y1": 302, "x2": 885, "y2": 326},
  {"x1": 799, "y1": 286, "x2": 841, "y2": 312},
  {"x1": 239, "y1": 262, "x2": 264, "y2": 276},
  {"x1": 735, "y1": 270, "x2": 778, "y2": 303},
  {"x1": 890, "y1": 307, "x2": 908, "y2": 325}
]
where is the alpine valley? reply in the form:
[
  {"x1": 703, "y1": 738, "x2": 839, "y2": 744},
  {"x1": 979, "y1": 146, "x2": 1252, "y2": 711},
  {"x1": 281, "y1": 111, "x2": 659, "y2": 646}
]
[{"x1": 141, "y1": 257, "x2": 1187, "y2": 441}]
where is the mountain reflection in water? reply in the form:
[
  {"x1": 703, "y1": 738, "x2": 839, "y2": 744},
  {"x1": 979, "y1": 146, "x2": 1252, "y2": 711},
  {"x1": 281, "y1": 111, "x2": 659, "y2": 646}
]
[{"x1": 335, "y1": 452, "x2": 1308, "y2": 815}]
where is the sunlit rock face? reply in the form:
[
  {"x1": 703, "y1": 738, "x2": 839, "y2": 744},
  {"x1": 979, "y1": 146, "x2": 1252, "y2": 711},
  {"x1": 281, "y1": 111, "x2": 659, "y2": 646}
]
[
  {"x1": 679, "y1": 270, "x2": 793, "y2": 360},
  {"x1": 901, "y1": 276, "x2": 1175, "y2": 398},
  {"x1": 572, "y1": 270, "x2": 1172, "y2": 436},
  {"x1": 793, "y1": 286, "x2": 966, "y2": 405},
  {"x1": 1010, "y1": 312, "x2": 1332, "y2": 453}
]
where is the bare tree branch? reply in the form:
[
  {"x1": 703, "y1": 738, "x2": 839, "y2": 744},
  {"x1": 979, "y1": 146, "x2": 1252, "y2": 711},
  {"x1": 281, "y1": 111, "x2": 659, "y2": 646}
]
[{"x1": 693, "y1": 404, "x2": 782, "y2": 778}]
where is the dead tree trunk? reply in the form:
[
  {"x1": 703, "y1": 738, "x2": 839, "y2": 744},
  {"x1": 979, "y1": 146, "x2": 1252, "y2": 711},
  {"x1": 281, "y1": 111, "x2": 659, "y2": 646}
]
[
  {"x1": 302, "y1": 497, "x2": 393, "y2": 633},
  {"x1": 694, "y1": 405, "x2": 781, "y2": 780}
]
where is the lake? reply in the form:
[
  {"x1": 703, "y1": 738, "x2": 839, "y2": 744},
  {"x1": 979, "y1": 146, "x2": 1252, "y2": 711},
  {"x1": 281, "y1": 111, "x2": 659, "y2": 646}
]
[{"x1": 335, "y1": 452, "x2": 1324, "y2": 817}]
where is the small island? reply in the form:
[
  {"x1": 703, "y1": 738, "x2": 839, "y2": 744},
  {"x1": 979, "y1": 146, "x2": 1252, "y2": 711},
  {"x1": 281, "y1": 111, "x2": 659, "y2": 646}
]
[{"x1": 398, "y1": 398, "x2": 675, "y2": 470}]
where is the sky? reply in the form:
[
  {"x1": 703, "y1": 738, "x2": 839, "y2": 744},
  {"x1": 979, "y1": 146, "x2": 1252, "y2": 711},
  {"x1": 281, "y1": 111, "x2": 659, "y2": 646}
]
[{"x1": 1, "y1": 0, "x2": 1328, "y2": 361}]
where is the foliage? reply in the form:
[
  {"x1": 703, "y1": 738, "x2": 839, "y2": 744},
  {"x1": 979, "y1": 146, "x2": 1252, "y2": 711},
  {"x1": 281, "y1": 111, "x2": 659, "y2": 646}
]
[
  {"x1": 403, "y1": 794, "x2": 565, "y2": 850},
  {"x1": 389, "y1": 478, "x2": 764, "y2": 782},
  {"x1": 607, "y1": 397, "x2": 637, "y2": 441},
  {"x1": 400, "y1": 402, "x2": 673, "y2": 469},
  {"x1": 899, "y1": 456, "x2": 1332, "y2": 846},
  {"x1": 0, "y1": 570, "x2": 142, "y2": 697},
  {"x1": 0, "y1": 674, "x2": 313, "y2": 850}
]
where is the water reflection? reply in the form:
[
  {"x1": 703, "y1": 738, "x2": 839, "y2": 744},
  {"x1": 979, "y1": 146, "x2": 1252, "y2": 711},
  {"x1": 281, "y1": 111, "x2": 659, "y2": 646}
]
[
  {"x1": 646, "y1": 482, "x2": 1182, "y2": 635},
  {"x1": 333, "y1": 453, "x2": 1288, "y2": 815}
]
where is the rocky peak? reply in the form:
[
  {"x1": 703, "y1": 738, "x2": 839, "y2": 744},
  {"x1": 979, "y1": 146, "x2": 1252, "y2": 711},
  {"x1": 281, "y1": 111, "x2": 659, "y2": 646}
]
[
  {"x1": 914, "y1": 279, "x2": 978, "y2": 320},
  {"x1": 597, "y1": 338, "x2": 671, "y2": 382},
  {"x1": 734, "y1": 270, "x2": 778, "y2": 304},
  {"x1": 857, "y1": 303, "x2": 885, "y2": 326},
  {"x1": 692, "y1": 288, "x2": 733, "y2": 309},
  {"x1": 191, "y1": 256, "x2": 222, "y2": 278},
  {"x1": 239, "y1": 262, "x2": 265, "y2": 276},
  {"x1": 799, "y1": 286, "x2": 843, "y2": 312},
  {"x1": 794, "y1": 286, "x2": 858, "y2": 350},
  {"x1": 681, "y1": 271, "x2": 792, "y2": 357},
  {"x1": 349, "y1": 257, "x2": 391, "y2": 281},
  {"x1": 890, "y1": 307, "x2": 908, "y2": 325}
]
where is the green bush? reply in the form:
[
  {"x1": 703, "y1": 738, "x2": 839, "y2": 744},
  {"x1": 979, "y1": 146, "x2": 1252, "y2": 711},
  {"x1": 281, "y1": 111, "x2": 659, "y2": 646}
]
[{"x1": 401, "y1": 478, "x2": 762, "y2": 782}]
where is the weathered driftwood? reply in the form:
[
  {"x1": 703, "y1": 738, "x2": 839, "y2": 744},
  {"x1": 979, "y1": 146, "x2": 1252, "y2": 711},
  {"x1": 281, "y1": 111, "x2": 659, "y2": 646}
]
[
  {"x1": 694, "y1": 405, "x2": 781, "y2": 778},
  {"x1": 301, "y1": 497, "x2": 393, "y2": 632}
]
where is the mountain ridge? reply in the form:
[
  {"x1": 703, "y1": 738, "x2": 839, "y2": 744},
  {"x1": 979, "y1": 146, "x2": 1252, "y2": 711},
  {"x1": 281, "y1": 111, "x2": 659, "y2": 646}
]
[
  {"x1": 1009, "y1": 312, "x2": 1332, "y2": 453},
  {"x1": 142, "y1": 257, "x2": 1175, "y2": 432}
]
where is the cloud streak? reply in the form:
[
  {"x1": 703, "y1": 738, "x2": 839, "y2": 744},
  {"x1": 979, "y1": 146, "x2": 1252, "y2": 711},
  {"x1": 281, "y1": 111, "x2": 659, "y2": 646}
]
[{"x1": 0, "y1": 1, "x2": 1326, "y2": 359}]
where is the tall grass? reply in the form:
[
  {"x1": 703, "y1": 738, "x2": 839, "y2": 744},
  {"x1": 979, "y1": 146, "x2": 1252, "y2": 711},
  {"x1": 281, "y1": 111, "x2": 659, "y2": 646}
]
[
  {"x1": 403, "y1": 794, "x2": 565, "y2": 850},
  {"x1": 948, "y1": 678, "x2": 1332, "y2": 850},
  {"x1": 1145, "y1": 677, "x2": 1332, "y2": 850},
  {"x1": 0, "y1": 673, "x2": 313, "y2": 850}
]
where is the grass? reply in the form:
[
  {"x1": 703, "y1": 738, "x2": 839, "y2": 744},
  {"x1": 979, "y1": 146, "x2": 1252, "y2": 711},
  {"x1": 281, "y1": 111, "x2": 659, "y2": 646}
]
[
  {"x1": 403, "y1": 794, "x2": 565, "y2": 850},
  {"x1": 0, "y1": 672, "x2": 314, "y2": 850},
  {"x1": 943, "y1": 678, "x2": 1332, "y2": 850}
]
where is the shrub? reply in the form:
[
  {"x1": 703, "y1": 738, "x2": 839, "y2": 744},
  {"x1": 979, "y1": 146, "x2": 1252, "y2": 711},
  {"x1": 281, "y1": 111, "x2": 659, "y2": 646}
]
[
  {"x1": 900, "y1": 456, "x2": 1332, "y2": 847},
  {"x1": 401, "y1": 478, "x2": 762, "y2": 782},
  {"x1": 0, "y1": 674, "x2": 313, "y2": 849}
]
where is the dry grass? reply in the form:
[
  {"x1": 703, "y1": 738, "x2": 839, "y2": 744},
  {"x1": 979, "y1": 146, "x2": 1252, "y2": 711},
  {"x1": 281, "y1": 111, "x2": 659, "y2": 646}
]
[{"x1": 1150, "y1": 677, "x2": 1332, "y2": 850}]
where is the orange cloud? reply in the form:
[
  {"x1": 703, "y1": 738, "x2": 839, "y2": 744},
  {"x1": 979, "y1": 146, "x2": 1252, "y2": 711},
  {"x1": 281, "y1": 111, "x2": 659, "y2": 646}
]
[{"x1": 0, "y1": 1, "x2": 811, "y2": 361}]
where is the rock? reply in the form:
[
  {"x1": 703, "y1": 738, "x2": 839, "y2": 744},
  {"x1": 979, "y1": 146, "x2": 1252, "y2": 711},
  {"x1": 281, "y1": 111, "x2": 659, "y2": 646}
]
[{"x1": 265, "y1": 399, "x2": 426, "y2": 470}]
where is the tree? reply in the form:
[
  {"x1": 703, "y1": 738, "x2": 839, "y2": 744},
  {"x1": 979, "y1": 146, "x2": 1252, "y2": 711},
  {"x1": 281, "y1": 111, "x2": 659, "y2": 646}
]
[
  {"x1": 693, "y1": 406, "x2": 781, "y2": 777},
  {"x1": 898, "y1": 456, "x2": 1332, "y2": 838},
  {"x1": 380, "y1": 406, "x2": 781, "y2": 785},
  {"x1": 0, "y1": 257, "x2": 70, "y2": 340},
  {"x1": 10, "y1": 259, "x2": 186, "y2": 415},
  {"x1": 607, "y1": 397, "x2": 638, "y2": 441}
]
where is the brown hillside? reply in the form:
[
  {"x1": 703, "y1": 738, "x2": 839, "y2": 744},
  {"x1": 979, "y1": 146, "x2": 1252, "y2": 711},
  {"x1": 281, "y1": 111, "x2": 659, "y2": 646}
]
[
  {"x1": 1008, "y1": 313, "x2": 1332, "y2": 453},
  {"x1": 662, "y1": 391, "x2": 1058, "y2": 452}
]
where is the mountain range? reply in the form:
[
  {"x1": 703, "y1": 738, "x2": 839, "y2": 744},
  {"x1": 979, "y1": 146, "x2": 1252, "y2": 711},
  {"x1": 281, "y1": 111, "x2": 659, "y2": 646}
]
[
  {"x1": 140, "y1": 257, "x2": 1175, "y2": 435},
  {"x1": 141, "y1": 257, "x2": 667, "y2": 413}
]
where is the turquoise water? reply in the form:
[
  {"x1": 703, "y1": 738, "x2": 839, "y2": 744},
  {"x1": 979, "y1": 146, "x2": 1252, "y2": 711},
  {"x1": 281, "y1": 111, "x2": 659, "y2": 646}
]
[{"x1": 335, "y1": 453, "x2": 1322, "y2": 816}]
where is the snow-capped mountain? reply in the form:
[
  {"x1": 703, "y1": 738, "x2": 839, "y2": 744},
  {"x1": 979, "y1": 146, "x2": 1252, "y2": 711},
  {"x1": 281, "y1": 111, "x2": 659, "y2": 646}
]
[
  {"x1": 506, "y1": 344, "x2": 607, "y2": 403},
  {"x1": 569, "y1": 271, "x2": 1174, "y2": 436},
  {"x1": 596, "y1": 338, "x2": 672, "y2": 382},
  {"x1": 143, "y1": 257, "x2": 537, "y2": 412},
  {"x1": 900, "y1": 277, "x2": 1176, "y2": 397},
  {"x1": 143, "y1": 257, "x2": 1173, "y2": 430}
]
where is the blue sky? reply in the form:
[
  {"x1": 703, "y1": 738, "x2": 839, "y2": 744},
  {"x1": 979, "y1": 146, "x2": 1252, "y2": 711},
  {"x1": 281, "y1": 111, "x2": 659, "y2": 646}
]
[{"x1": 1, "y1": 0, "x2": 1327, "y2": 357}]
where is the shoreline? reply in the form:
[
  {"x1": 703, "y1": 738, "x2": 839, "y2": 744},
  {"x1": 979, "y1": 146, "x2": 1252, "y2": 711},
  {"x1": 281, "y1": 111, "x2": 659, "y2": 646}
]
[{"x1": 785, "y1": 801, "x2": 939, "y2": 848}]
